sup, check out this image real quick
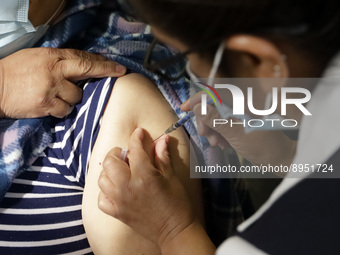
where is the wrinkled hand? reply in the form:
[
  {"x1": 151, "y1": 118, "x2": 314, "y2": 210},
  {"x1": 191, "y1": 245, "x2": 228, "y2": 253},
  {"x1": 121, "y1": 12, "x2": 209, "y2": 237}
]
[
  {"x1": 181, "y1": 94, "x2": 296, "y2": 168},
  {"x1": 0, "y1": 47, "x2": 126, "y2": 119},
  {"x1": 98, "y1": 128, "x2": 195, "y2": 247}
]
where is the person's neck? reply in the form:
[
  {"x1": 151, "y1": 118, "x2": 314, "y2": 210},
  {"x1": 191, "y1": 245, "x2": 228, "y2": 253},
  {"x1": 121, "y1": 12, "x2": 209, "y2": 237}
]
[{"x1": 28, "y1": 0, "x2": 66, "y2": 27}]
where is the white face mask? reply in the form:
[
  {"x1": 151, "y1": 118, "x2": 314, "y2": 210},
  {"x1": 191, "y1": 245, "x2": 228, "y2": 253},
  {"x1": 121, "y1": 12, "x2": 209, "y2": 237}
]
[
  {"x1": 186, "y1": 42, "x2": 298, "y2": 133},
  {"x1": 0, "y1": 0, "x2": 65, "y2": 59}
]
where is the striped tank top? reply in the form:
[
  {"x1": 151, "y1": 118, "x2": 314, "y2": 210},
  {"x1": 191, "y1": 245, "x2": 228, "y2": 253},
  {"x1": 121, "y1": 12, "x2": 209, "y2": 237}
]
[{"x1": 0, "y1": 77, "x2": 116, "y2": 254}]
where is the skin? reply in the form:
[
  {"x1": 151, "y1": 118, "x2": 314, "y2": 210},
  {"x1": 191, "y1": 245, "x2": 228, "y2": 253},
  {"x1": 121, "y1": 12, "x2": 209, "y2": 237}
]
[
  {"x1": 0, "y1": 48, "x2": 126, "y2": 118},
  {"x1": 28, "y1": 0, "x2": 66, "y2": 26},
  {"x1": 82, "y1": 73, "x2": 204, "y2": 254},
  {"x1": 155, "y1": 29, "x2": 299, "y2": 171},
  {"x1": 98, "y1": 25, "x2": 324, "y2": 254},
  {"x1": 0, "y1": 1, "x2": 127, "y2": 118}
]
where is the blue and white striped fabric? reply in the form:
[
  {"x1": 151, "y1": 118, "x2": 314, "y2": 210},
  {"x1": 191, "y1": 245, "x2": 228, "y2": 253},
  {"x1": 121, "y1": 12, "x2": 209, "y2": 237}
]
[
  {"x1": 0, "y1": 0, "x2": 251, "y2": 252},
  {"x1": 0, "y1": 0, "x2": 189, "y2": 200},
  {"x1": 0, "y1": 78, "x2": 115, "y2": 254}
]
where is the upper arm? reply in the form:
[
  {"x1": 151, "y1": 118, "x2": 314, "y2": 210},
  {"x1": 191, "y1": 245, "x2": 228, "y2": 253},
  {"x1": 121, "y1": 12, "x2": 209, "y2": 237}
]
[{"x1": 82, "y1": 73, "x2": 203, "y2": 254}]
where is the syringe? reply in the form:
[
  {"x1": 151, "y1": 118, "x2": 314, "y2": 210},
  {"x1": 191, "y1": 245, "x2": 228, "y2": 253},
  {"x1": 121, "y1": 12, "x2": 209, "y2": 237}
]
[
  {"x1": 152, "y1": 111, "x2": 195, "y2": 142},
  {"x1": 152, "y1": 99, "x2": 214, "y2": 143}
]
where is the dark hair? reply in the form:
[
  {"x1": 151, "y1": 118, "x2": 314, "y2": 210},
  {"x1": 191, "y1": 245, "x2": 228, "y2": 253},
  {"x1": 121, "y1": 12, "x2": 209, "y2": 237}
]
[{"x1": 128, "y1": 0, "x2": 340, "y2": 71}]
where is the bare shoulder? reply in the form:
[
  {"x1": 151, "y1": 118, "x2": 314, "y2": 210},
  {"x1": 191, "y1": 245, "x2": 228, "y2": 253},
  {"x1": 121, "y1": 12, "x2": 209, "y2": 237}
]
[
  {"x1": 112, "y1": 73, "x2": 179, "y2": 133},
  {"x1": 82, "y1": 73, "x2": 200, "y2": 254}
]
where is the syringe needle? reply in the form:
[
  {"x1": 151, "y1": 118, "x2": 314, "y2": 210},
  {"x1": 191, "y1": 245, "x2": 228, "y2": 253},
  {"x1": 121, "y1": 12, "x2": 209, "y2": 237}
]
[
  {"x1": 152, "y1": 133, "x2": 165, "y2": 143},
  {"x1": 152, "y1": 99, "x2": 214, "y2": 143}
]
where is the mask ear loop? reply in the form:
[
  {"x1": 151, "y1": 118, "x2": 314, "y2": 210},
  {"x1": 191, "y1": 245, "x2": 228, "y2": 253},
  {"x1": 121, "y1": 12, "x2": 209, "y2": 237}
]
[
  {"x1": 185, "y1": 42, "x2": 228, "y2": 118},
  {"x1": 207, "y1": 41, "x2": 228, "y2": 118},
  {"x1": 207, "y1": 41, "x2": 225, "y2": 86},
  {"x1": 185, "y1": 41, "x2": 226, "y2": 85},
  {"x1": 185, "y1": 61, "x2": 201, "y2": 84}
]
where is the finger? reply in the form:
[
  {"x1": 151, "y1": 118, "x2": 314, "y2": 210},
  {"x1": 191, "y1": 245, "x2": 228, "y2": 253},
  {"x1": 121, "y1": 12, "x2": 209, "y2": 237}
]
[
  {"x1": 197, "y1": 117, "x2": 220, "y2": 138},
  {"x1": 98, "y1": 191, "x2": 118, "y2": 218},
  {"x1": 196, "y1": 118, "x2": 208, "y2": 136},
  {"x1": 194, "y1": 103, "x2": 235, "y2": 145},
  {"x1": 206, "y1": 134, "x2": 219, "y2": 147},
  {"x1": 98, "y1": 171, "x2": 117, "y2": 201},
  {"x1": 196, "y1": 116, "x2": 228, "y2": 148},
  {"x1": 180, "y1": 92, "x2": 205, "y2": 111},
  {"x1": 180, "y1": 98, "x2": 190, "y2": 111},
  {"x1": 194, "y1": 104, "x2": 221, "y2": 135},
  {"x1": 57, "y1": 48, "x2": 108, "y2": 61},
  {"x1": 154, "y1": 135, "x2": 173, "y2": 177},
  {"x1": 194, "y1": 103, "x2": 246, "y2": 144},
  {"x1": 127, "y1": 128, "x2": 153, "y2": 176},
  {"x1": 58, "y1": 59, "x2": 126, "y2": 81},
  {"x1": 103, "y1": 147, "x2": 131, "y2": 187},
  {"x1": 45, "y1": 97, "x2": 72, "y2": 118},
  {"x1": 193, "y1": 103, "x2": 226, "y2": 135},
  {"x1": 207, "y1": 132, "x2": 229, "y2": 149},
  {"x1": 56, "y1": 80, "x2": 83, "y2": 105}
]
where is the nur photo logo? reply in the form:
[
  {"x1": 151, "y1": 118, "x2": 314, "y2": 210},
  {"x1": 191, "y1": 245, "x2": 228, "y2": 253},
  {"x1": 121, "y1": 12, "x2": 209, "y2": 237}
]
[{"x1": 195, "y1": 80, "x2": 312, "y2": 131}]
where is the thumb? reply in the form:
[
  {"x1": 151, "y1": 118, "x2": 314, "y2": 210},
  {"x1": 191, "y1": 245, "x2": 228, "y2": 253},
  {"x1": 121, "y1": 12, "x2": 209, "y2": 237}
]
[
  {"x1": 154, "y1": 135, "x2": 173, "y2": 176},
  {"x1": 180, "y1": 91, "x2": 206, "y2": 111},
  {"x1": 128, "y1": 127, "x2": 152, "y2": 175},
  {"x1": 180, "y1": 98, "x2": 190, "y2": 111},
  {"x1": 128, "y1": 127, "x2": 145, "y2": 151},
  {"x1": 193, "y1": 103, "x2": 227, "y2": 136}
]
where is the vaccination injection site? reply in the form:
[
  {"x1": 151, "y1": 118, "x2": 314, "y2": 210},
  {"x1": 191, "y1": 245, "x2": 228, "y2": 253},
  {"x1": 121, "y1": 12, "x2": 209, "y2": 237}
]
[{"x1": 1, "y1": 0, "x2": 339, "y2": 254}]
